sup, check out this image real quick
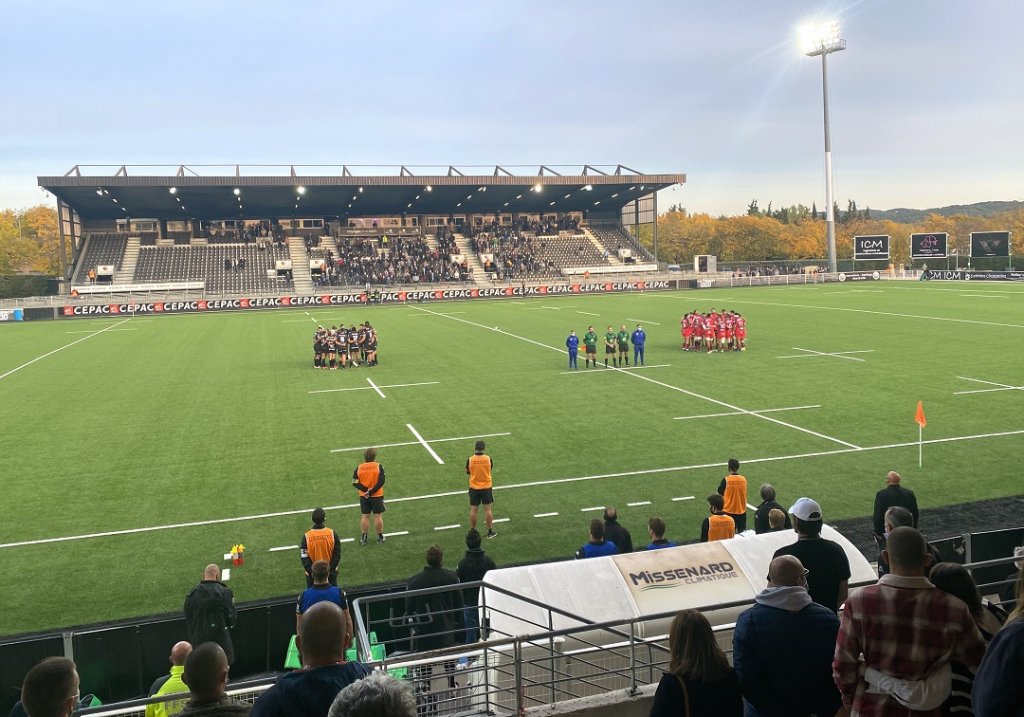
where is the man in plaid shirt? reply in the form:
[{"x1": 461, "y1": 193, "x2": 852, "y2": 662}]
[{"x1": 833, "y1": 527, "x2": 986, "y2": 716}]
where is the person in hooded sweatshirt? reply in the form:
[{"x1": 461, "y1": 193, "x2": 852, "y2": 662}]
[
  {"x1": 251, "y1": 602, "x2": 369, "y2": 717},
  {"x1": 731, "y1": 555, "x2": 841, "y2": 717}
]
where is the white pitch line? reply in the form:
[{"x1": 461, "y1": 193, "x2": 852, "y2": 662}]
[
  {"x1": 960, "y1": 294, "x2": 1008, "y2": 298},
  {"x1": 366, "y1": 378, "x2": 387, "y2": 398},
  {"x1": 221, "y1": 568, "x2": 230, "y2": 581},
  {"x1": 383, "y1": 531, "x2": 410, "y2": 538},
  {"x1": 776, "y1": 348, "x2": 874, "y2": 362},
  {"x1": 560, "y1": 363, "x2": 670, "y2": 375},
  {"x1": 674, "y1": 405, "x2": 820, "y2": 420},
  {"x1": 627, "y1": 501, "x2": 651, "y2": 507},
  {"x1": 407, "y1": 423, "x2": 445, "y2": 464},
  {"x1": 580, "y1": 506, "x2": 605, "y2": 512},
  {"x1": 434, "y1": 524, "x2": 462, "y2": 531},
  {"x1": 411, "y1": 305, "x2": 859, "y2": 449},
  {"x1": 955, "y1": 387, "x2": 1024, "y2": 396},
  {"x1": 409, "y1": 311, "x2": 467, "y2": 316},
  {"x1": 269, "y1": 545, "x2": 297, "y2": 552},
  {"x1": 626, "y1": 318, "x2": 660, "y2": 325},
  {"x1": 672, "y1": 496, "x2": 696, "y2": 502},
  {"x1": 576, "y1": 311, "x2": 600, "y2": 316},
  {"x1": 330, "y1": 431, "x2": 510, "y2": 454},
  {"x1": 310, "y1": 381, "x2": 439, "y2": 395},
  {"x1": 957, "y1": 376, "x2": 1019, "y2": 389},
  {"x1": 64, "y1": 328, "x2": 138, "y2": 334},
  {"x1": 0, "y1": 318, "x2": 131, "y2": 382},
  {"x1": 6, "y1": 428, "x2": 1024, "y2": 550},
  {"x1": 534, "y1": 512, "x2": 559, "y2": 518}
]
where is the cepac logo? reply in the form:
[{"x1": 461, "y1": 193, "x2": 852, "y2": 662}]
[
  {"x1": 538, "y1": 285, "x2": 549, "y2": 295},
  {"x1": 63, "y1": 306, "x2": 74, "y2": 316},
  {"x1": 281, "y1": 296, "x2": 292, "y2": 306},
  {"x1": 629, "y1": 561, "x2": 738, "y2": 591}
]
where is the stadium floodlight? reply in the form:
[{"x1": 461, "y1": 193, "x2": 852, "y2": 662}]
[
  {"x1": 358, "y1": 187, "x2": 363, "y2": 193},
  {"x1": 233, "y1": 188, "x2": 241, "y2": 195},
  {"x1": 800, "y1": 18, "x2": 846, "y2": 274},
  {"x1": 296, "y1": 186, "x2": 306, "y2": 195},
  {"x1": 96, "y1": 189, "x2": 103, "y2": 196},
  {"x1": 533, "y1": 183, "x2": 543, "y2": 192},
  {"x1": 583, "y1": 185, "x2": 593, "y2": 191},
  {"x1": 425, "y1": 185, "x2": 432, "y2": 192},
  {"x1": 168, "y1": 187, "x2": 177, "y2": 194}
]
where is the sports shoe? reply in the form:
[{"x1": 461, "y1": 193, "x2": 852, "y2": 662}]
[
  {"x1": 359, "y1": 535, "x2": 368, "y2": 546},
  {"x1": 377, "y1": 534, "x2": 386, "y2": 544},
  {"x1": 486, "y1": 529, "x2": 497, "y2": 539}
]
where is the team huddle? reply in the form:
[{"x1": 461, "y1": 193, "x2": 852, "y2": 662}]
[
  {"x1": 312, "y1": 323, "x2": 379, "y2": 369},
  {"x1": 680, "y1": 309, "x2": 748, "y2": 352}
]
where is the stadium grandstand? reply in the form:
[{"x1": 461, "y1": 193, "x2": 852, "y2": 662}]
[{"x1": 37, "y1": 164, "x2": 683, "y2": 296}]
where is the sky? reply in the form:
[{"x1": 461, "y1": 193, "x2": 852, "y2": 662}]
[{"x1": 1, "y1": 0, "x2": 1021, "y2": 216}]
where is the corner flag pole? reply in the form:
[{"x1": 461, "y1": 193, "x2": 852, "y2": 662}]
[{"x1": 915, "y1": 401, "x2": 927, "y2": 467}]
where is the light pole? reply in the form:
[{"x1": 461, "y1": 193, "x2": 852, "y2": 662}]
[{"x1": 800, "y1": 20, "x2": 846, "y2": 274}]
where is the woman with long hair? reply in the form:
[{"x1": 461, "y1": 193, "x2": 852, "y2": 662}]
[
  {"x1": 649, "y1": 609, "x2": 741, "y2": 717},
  {"x1": 972, "y1": 566, "x2": 1024, "y2": 714}
]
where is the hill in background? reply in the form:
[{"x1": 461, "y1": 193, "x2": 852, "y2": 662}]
[{"x1": 870, "y1": 200, "x2": 1024, "y2": 223}]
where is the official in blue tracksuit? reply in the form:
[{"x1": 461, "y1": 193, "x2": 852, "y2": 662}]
[
  {"x1": 565, "y1": 330, "x2": 580, "y2": 370},
  {"x1": 630, "y1": 325, "x2": 646, "y2": 366}
]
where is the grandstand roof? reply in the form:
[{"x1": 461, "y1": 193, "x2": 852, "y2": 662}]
[{"x1": 38, "y1": 164, "x2": 685, "y2": 220}]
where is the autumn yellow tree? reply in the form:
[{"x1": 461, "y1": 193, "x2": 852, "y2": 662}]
[{"x1": 0, "y1": 205, "x2": 60, "y2": 275}]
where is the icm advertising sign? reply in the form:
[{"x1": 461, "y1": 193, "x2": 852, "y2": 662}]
[{"x1": 854, "y1": 235, "x2": 890, "y2": 261}]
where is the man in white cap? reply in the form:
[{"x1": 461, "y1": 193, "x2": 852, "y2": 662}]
[{"x1": 772, "y1": 497, "x2": 851, "y2": 613}]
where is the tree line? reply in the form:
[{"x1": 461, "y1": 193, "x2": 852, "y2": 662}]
[{"x1": 0, "y1": 206, "x2": 60, "y2": 275}]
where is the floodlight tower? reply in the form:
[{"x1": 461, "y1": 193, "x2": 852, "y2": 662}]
[{"x1": 800, "y1": 19, "x2": 846, "y2": 274}]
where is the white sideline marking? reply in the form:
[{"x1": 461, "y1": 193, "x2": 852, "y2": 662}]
[
  {"x1": 305, "y1": 312, "x2": 317, "y2": 324},
  {"x1": 492, "y1": 518, "x2": 511, "y2": 524},
  {"x1": 746, "y1": 502, "x2": 758, "y2": 511},
  {"x1": 434, "y1": 524, "x2": 462, "y2": 531},
  {"x1": 223, "y1": 553, "x2": 233, "y2": 560},
  {"x1": 626, "y1": 318, "x2": 660, "y2": 325},
  {"x1": 534, "y1": 512, "x2": 559, "y2": 518},
  {"x1": 310, "y1": 381, "x2": 439, "y2": 395},
  {"x1": 560, "y1": 364, "x2": 670, "y2": 375},
  {"x1": 65, "y1": 328, "x2": 138, "y2": 334},
  {"x1": 283, "y1": 319, "x2": 314, "y2": 323},
  {"x1": 580, "y1": 506, "x2": 605, "y2": 512},
  {"x1": 269, "y1": 545, "x2": 296, "y2": 552},
  {"x1": 954, "y1": 376, "x2": 1024, "y2": 396},
  {"x1": 672, "y1": 496, "x2": 696, "y2": 502},
  {"x1": 330, "y1": 431, "x2": 511, "y2": 454},
  {"x1": 0, "y1": 318, "x2": 131, "y2": 382},
  {"x1": 5, "y1": 428, "x2": 1024, "y2": 550},
  {"x1": 409, "y1": 311, "x2": 466, "y2": 316},
  {"x1": 338, "y1": 537, "x2": 355, "y2": 544},
  {"x1": 407, "y1": 423, "x2": 445, "y2": 464},
  {"x1": 366, "y1": 378, "x2": 387, "y2": 398},
  {"x1": 777, "y1": 348, "x2": 874, "y2": 362},
  {"x1": 383, "y1": 531, "x2": 409, "y2": 538},
  {"x1": 961, "y1": 294, "x2": 1008, "y2": 298},
  {"x1": 576, "y1": 311, "x2": 600, "y2": 316},
  {"x1": 221, "y1": 569, "x2": 230, "y2": 581},
  {"x1": 674, "y1": 405, "x2": 820, "y2": 421},
  {"x1": 411, "y1": 305, "x2": 859, "y2": 449},
  {"x1": 627, "y1": 501, "x2": 651, "y2": 507}
]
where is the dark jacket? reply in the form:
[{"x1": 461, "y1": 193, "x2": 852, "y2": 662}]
[
  {"x1": 184, "y1": 580, "x2": 237, "y2": 664},
  {"x1": 649, "y1": 668, "x2": 742, "y2": 717},
  {"x1": 405, "y1": 566, "x2": 465, "y2": 651},
  {"x1": 603, "y1": 518, "x2": 633, "y2": 553},
  {"x1": 456, "y1": 548, "x2": 496, "y2": 606},
  {"x1": 250, "y1": 662, "x2": 370, "y2": 717},
  {"x1": 872, "y1": 484, "x2": 919, "y2": 536},
  {"x1": 753, "y1": 500, "x2": 791, "y2": 534},
  {"x1": 178, "y1": 696, "x2": 251, "y2": 717},
  {"x1": 732, "y1": 587, "x2": 841, "y2": 717},
  {"x1": 972, "y1": 618, "x2": 1024, "y2": 717}
]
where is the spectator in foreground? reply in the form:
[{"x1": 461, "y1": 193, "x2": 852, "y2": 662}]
[
  {"x1": 717, "y1": 459, "x2": 748, "y2": 532},
  {"x1": 645, "y1": 517, "x2": 678, "y2": 550},
  {"x1": 753, "y1": 484, "x2": 791, "y2": 534},
  {"x1": 251, "y1": 602, "x2": 370, "y2": 717},
  {"x1": 147, "y1": 641, "x2": 193, "y2": 717},
  {"x1": 834, "y1": 527, "x2": 986, "y2": 716},
  {"x1": 184, "y1": 564, "x2": 237, "y2": 665},
  {"x1": 406, "y1": 545, "x2": 463, "y2": 713},
  {"x1": 733, "y1": 556, "x2": 841, "y2": 717},
  {"x1": 767, "y1": 508, "x2": 787, "y2": 532},
  {"x1": 575, "y1": 519, "x2": 619, "y2": 558},
  {"x1": 700, "y1": 494, "x2": 735, "y2": 543},
  {"x1": 998, "y1": 545, "x2": 1024, "y2": 612},
  {"x1": 973, "y1": 568, "x2": 1024, "y2": 716},
  {"x1": 872, "y1": 470, "x2": 919, "y2": 541},
  {"x1": 19, "y1": 657, "x2": 80, "y2": 717},
  {"x1": 877, "y1": 506, "x2": 942, "y2": 577},
  {"x1": 649, "y1": 610, "x2": 742, "y2": 717},
  {"x1": 773, "y1": 498, "x2": 849, "y2": 613},
  {"x1": 178, "y1": 642, "x2": 249, "y2": 716},
  {"x1": 603, "y1": 507, "x2": 633, "y2": 553},
  {"x1": 301, "y1": 508, "x2": 342, "y2": 588},
  {"x1": 328, "y1": 671, "x2": 416, "y2": 717},
  {"x1": 297, "y1": 560, "x2": 353, "y2": 645},
  {"x1": 456, "y1": 529, "x2": 497, "y2": 644}
]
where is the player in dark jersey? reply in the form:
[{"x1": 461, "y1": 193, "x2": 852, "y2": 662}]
[
  {"x1": 357, "y1": 324, "x2": 369, "y2": 364},
  {"x1": 347, "y1": 325, "x2": 360, "y2": 367},
  {"x1": 364, "y1": 323, "x2": 378, "y2": 366}
]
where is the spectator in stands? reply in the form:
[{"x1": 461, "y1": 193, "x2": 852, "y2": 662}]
[
  {"x1": 973, "y1": 568, "x2": 1024, "y2": 715},
  {"x1": 178, "y1": 642, "x2": 249, "y2": 716},
  {"x1": 767, "y1": 509, "x2": 787, "y2": 532},
  {"x1": 184, "y1": 564, "x2": 237, "y2": 665},
  {"x1": 700, "y1": 494, "x2": 735, "y2": 543},
  {"x1": 297, "y1": 560, "x2": 353, "y2": 645},
  {"x1": 717, "y1": 459, "x2": 748, "y2": 532},
  {"x1": 646, "y1": 517, "x2": 678, "y2": 550},
  {"x1": 455, "y1": 529, "x2": 496, "y2": 644},
  {"x1": 877, "y1": 506, "x2": 941, "y2": 577},
  {"x1": 872, "y1": 470, "x2": 919, "y2": 543},
  {"x1": 834, "y1": 527, "x2": 986, "y2": 716},
  {"x1": 301, "y1": 508, "x2": 342, "y2": 588},
  {"x1": 575, "y1": 518, "x2": 619, "y2": 558},
  {"x1": 649, "y1": 609, "x2": 742, "y2": 717},
  {"x1": 999, "y1": 545, "x2": 1024, "y2": 612},
  {"x1": 733, "y1": 556, "x2": 841, "y2": 717},
  {"x1": 406, "y1": 545, "x2": 465, "y2": 651},
  {"x1": 328, "y1": 671, "x2": 416, "y2": 717},
  {"x1": 752, "y1": 484, "x2": 791, "y2": 534},
  {"x1": 18, "y1": 657, "x2": 80, "y2": 717},
  {"x1": 773, "y1": 498, "x2": 850, "y2": 613},
  {"x1": 603, "y1": 507, "x2": 633, "y2": 554},
  {"x1": 251, "y1": 602, "x2": 370, "y2": 717},
  {"x1": 147, "y1": 641, "x2": 193, "y2": 717}
]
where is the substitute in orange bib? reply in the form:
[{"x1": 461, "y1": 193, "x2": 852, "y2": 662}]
[
  {"x1": 466, "y1": 440, "x2": 496, "y2": 539},
  {"x1": 701, "y1": 494, "x2": 736, "y2": 542},
  {"x1": 300, "y1": 507, "x2": 342, "y2": 587},
  {"x1": 718, "y1": 458, "x2": 749, "y2": 532},
  {"x1": 353, "y1": 447, "x2": 386, "y2": 546}
]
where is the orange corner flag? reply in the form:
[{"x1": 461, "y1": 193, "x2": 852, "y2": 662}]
[{"x1": 915, "y1": 401, "x2": 927, "y2": 428}]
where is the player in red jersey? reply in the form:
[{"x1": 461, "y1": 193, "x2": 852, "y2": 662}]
[{"x1": 734, "y1": 312, "x2": 747, "y2": 351}]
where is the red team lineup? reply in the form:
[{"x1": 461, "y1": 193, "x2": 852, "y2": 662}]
[{"x1": 681, "y1": 309, "x2": 747, "y2": 352}]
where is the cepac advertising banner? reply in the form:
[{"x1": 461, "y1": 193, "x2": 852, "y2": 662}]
[
  {"x1": 910, "y1": 233, "x2": 948, "y2": 259},
  {"x1": 59, "y1": 280, "x2": 672, "y2": 317},
  {"x1": 611, "y1": 542, "x2": 748, "y2": 615},
  {"x1": 854, "y1": 235, "x2": 890, "y2": 261}
]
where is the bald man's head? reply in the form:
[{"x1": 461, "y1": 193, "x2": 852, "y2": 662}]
[
  {"x1": 182, "y1": 642, "x2": 228, "y2": 700},
  {"x1": 884, "y1": 527, "x2": 930, "y2": 577},
  {"x1": 886, "y1": 471, "x2": 902, "y2": 486},
  {"x1": 298, "y1": 601, "x2": 346, "y2": 667},
  {"x1": 203, "y1": 564, "x2": 220, "y2": 580},
  {"x1": 170, "y1": 641, "x2": 193, "y2": 667},
  {"x1": 767, "y1": 555, "x2": 808, "y2": 588}
]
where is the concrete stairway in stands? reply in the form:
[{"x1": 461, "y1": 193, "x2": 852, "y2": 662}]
[
  {"x1": 115, "y1": 236, "x2": 141, "y2": 284},
  {"x1": 287, "y1": 239, "x2": 314, "y2": 293},
  {"x1": 452, "y1": 234, "x2": 489, "y2": 286}
]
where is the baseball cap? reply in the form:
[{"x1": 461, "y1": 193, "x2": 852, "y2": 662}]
[{"x1": 789, "y1": 497, "x2": 823, "y2": 522}]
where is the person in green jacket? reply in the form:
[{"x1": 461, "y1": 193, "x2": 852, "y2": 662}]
[{"x1": 583, "y1": 326, "x2": 598, "y2": 368}]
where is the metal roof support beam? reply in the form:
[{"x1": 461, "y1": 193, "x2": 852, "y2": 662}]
[
  {"x1": 400, "y1": 166, "x2": 414, "y2": 177},
  {"x1": 342, "y1": 166, "x2": 352, "y2": 177},
  {"x1": 447, "y1": 166, "x2": 465, "y2": 177},
  {"x1": 115, "y1": 165, "x2": 127, "y2": 177},
  {"x1": 235, "y1": 165, "x2": 241, "y2": 177},
  {"x1": 290, "y1": 166, "x2": 297, "y2": 177},
  {"x1": 538, "y1": 165, "x2": 562, "y2": 177},
  {"x1": 493, "y1": 166, "x2": 513, "y2": 177},
  {"x1": 176, "y1": 165, "x2": 186, "y2": 177},
  {"x1": 65, "y1": 165, "x2": 81, "y2": 177},
  {"x1": 583, "y1": 165, "x2": 608, "y2": 176}
]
